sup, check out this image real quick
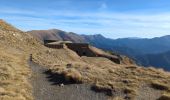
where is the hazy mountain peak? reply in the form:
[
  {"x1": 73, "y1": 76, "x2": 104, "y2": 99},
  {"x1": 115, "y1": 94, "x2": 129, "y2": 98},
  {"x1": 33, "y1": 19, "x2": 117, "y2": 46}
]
[
  {"x1": 28, "y1": 29, "x2": 86, "y2": 43},
  {"x1": 160, "y1": 35, "x2": 170, "y2": 39},
  {"x1": 93, "y1": 34, "x2": 104, "y2": 37},
  {"x1": 81, "y1": 34, "x2": 106, "y2": 41},
  {"x1": 83, "y1": 34, "x2": 104, "y2": 37}
]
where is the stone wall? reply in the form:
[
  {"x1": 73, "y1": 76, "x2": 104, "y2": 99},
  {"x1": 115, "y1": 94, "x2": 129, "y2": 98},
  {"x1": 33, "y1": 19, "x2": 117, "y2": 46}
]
[
  {"x1": 45, "y1": 44, "x2": 64, "y2": 49},
  {"x1": 65, "y1": 43, "x2": 97, "y2": 57},
  {"x1": 44, "y1": 40, "x2": 57, "y2": 44},
  {"x1": 44, "y1": 41, "x2": 121, "y2": 64}
]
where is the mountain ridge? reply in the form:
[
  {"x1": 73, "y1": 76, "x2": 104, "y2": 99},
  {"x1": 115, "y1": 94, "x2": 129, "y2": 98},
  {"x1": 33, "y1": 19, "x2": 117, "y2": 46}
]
[
  {"x1": 28, "y1": 29, "x2": 86, "y2": 43},
  {"x1": 136, "y1": 51, "x2": 170, "y2": 70},
  {"x1": 1, "y1": 20, "x2": 170, "y2": 100},
  {"x1": 28, "y1": 29, "x2": 170, "y2": 70}
]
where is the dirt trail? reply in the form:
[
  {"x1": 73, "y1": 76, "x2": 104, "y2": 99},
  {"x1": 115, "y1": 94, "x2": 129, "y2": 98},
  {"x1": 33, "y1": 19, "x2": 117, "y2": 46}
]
[
  {"x1": 29, "y1": 61, "x2": 108, "y2": 100},
  {"x1": 136, "y1": 84, "x2": 162, "y2": 100}
]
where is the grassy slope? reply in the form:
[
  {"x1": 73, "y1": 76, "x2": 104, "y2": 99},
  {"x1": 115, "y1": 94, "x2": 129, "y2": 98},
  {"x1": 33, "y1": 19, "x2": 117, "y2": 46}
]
[
  {"x1": 0, "y1": 20, "x2": 170, "y2": 100},
  {"x1": 0, "y1": 48, "x2": 32, "y2": 100},
  {"x1": 0, "y1": 20, "x2": 83, "y2": 100}
]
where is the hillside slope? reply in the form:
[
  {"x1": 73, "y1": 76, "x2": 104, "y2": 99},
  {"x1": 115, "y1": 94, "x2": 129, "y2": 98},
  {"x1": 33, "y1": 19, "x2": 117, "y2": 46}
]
[
  {"x1": 82, "y1": 34, "x2": 170, "y2": 55},
  {"x1": 136, "y1": 51, "x2": 170, "y2": 71},
  {"x1": 28, "y1": 29, "x2": 170, "y2": 70},
  {"x1": 82, "y1": 34, "x2": 170, "y2": 70},
  {"x1": 1, "y1": 20, "x2": 170, "y2": 100},
  {"x1": 0, "y1": 20, "x2": 35, "y2": 100},
  {"x1": 0, "y1": 20, "x2": 86, "y2": 100},
  {"x1": 29, "y1": 29, "x2": 170, "y2": 56},
  {"x1": 0, "y1": 19, "x2": 21, "y2": 32},
  {"x1": 28, "y1": 29, "x2": 86, "y2": 43}
]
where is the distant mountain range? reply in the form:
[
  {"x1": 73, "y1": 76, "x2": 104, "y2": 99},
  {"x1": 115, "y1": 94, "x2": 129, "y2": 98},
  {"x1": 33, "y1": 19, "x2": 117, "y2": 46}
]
[
  {"x1": 83, "y1": 34, "x2": 170, "y2": 70},
  {"x1": 28, "y1": 29, "x2": 170, "y2": 71},
  {"x1": 136, "y1": 51, "x2": 170, "y2": 71}
]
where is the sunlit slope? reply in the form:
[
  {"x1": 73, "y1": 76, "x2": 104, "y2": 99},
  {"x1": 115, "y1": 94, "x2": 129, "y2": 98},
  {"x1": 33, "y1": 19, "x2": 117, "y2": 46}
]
[{"x1": 0, "y1": 20, "x2": 170, "y2": 100}]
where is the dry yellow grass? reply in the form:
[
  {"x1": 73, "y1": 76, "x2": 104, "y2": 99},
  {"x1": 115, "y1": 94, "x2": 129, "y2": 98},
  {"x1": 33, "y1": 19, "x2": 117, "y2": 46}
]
[
  {"x1": 0, "y1": 20, "x2": 84, "y2": 100},
  {"x1": 151, "y1": 81, "x2": 170, "y2": 91},
  {"x1": 0, "y1": 21, "x2": 39, "y2": 100},
  {"x1": 158, "y1": 92, "x2": 170, "y2": 100},
  {"x1": 1, "y1": 20, "x2": 170, "y2": 100},
  {"x1": 0, "y1": 48, "x2": 32, "y2": 100},
  {"x1": 30, "y1": 44, "x2": 170, "y2": 99},
  {"x1": 0, "y1": 19, "x2": 20, "y2": 32},
  {"x1": 44, "y1": 56, "x2": 170, "y2": 99}
]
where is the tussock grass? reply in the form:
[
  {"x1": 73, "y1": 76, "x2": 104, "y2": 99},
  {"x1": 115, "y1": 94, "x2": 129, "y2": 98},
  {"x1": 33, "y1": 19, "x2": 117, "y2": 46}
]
[
  {"x1": 44, "y1": 56, "x2": 170, "y2": 99},
  {"x1": 59, "y1": 68, "x2": 82, "y2": 83},
  {"x1": 91, "y1": 83, "x2": 113, "y2": 96},
  {"x1": 0, "y1": 50, "x2": 32, "y2": 100},
  {"x1": 158, "y1": 93, "x2": 170, "y2": 100},
  {"x1": 1, "y1": 20, "x2": 170, "y2": 100},
  {"x1": 151, "y1": 81, "x2": 170, "y2": 91}
]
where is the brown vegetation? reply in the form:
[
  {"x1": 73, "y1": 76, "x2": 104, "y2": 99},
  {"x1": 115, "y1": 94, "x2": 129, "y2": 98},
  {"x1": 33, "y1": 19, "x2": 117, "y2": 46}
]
[
  {"x1": 0, "y1": 48, "x2": 32, "y2": 100},
  {"x1": 1, "y1": 20, "x2": 170, "y2": 100},
  {"x1": 158, "y1": 93, "x2": 170, "y2": 100},
  {"x1": 0, "y1": 19, "x2": 20, "y2": 32},
  {"x1": 151, "y1": 81, "x2": 170, "y2": 91}
]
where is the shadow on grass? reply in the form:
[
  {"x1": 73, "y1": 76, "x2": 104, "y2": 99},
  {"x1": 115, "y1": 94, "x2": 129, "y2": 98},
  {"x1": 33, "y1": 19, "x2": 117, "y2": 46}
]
[
  {"x1": 44, "y1": 70, "x2": 82, "y2": 85},
  {"x1": 90, "y1": 85, "x2": 113, "y2": 96}
]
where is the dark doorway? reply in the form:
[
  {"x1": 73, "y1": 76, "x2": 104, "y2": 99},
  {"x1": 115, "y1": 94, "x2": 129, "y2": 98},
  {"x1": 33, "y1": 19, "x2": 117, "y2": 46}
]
[
  {"x1": 83, "y1": 52, "x2": 86, "y2": 56},
  {"x1": 76, "y1": 51, "x2": 79, "y2": 54}
]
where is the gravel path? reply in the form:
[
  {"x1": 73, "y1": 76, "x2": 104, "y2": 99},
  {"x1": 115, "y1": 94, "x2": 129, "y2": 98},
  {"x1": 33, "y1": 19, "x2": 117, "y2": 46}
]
[
  {"x1": 29, "y1": 61, "x2": 108, "y2": 100},
  {"x1": 136, "y1": 84, "x2": 162, "y2": 100}
]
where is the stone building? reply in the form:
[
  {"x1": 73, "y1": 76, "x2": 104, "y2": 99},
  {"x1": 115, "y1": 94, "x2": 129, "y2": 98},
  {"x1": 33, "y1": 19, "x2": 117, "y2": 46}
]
[
  {"x1": 44, "y1": 40, "x2": 121, "y2": 64},
  {"x1": 65, "y1": 43, "x2": 97, "y2": 57}
]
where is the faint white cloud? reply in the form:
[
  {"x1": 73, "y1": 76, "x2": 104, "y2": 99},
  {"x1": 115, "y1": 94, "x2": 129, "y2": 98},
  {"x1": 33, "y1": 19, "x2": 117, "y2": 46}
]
[
  {"x1": 0, "y1": 7, "x2": 37, "y2": 15},
  {"x1": 1, "y1": 7, "x2": 170, "y2": 38}
]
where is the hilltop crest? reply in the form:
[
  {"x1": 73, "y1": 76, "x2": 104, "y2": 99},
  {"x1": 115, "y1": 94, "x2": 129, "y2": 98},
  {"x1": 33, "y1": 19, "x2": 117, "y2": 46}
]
[{"x1": 0, "y1": 19, "x2": 21, "y2": 32}]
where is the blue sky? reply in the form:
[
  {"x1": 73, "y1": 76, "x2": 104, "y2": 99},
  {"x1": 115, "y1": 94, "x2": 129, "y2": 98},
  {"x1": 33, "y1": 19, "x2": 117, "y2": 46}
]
[{"x1": 1, "y1": 0, "x2": 170, "y2": 39}]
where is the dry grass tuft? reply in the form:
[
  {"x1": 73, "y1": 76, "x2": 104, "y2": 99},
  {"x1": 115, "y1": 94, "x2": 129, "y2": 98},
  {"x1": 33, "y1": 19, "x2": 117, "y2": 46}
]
[
  {"x1": 158, "y1": 93, "x2": 170, "y2": 100},
  {"x1": 0, "y1": 49, "x2": 32, "y2": 100},
  {"x1": 50, "y1": 65, "x2": 83, "y2": 83},
  {"x1": 47, "y1": 56, "x2": 170, "y2": 100},
  {"x1": 91, "y1": 83, "x2": 113, "y2": 96},
  {"x1": 62, "y1": 68, "x2": 82, "y2": 83},
  {"x1": 151, "y1": 81, "x2": 170, "y2": 91}
]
